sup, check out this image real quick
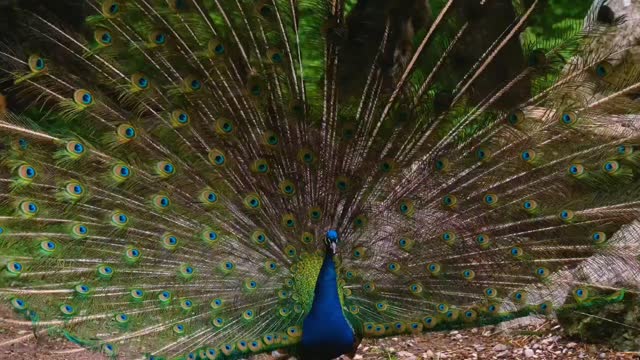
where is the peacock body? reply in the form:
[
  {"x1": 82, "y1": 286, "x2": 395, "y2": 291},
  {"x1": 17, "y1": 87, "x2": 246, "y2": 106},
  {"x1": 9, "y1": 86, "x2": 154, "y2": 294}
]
[{"x1": 0, "y1": 0, "x2": 639, "y2": 359}]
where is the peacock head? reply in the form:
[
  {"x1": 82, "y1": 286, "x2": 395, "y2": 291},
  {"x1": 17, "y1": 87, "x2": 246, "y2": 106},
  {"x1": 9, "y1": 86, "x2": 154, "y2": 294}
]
[{"x1": 325, "y1": 229, "x2": 339, "y2": 255}]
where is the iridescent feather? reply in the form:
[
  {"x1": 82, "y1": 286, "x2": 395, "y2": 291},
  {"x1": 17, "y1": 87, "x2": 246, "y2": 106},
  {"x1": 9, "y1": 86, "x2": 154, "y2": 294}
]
[{"x1": 0, "y1": 0, "x2": 639, "y2": 359}]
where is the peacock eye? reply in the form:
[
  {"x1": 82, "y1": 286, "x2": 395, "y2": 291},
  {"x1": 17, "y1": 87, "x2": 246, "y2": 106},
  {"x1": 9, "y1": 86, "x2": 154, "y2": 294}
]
[
  {"x1": 18, "y1": 165, "x2": 37, "y2": 180},
  {"x1": 41, "y1": 240, "x2": 57, "y2": 252},
  {"x1": 483, "y1": 194, "x2": 497, "y2": 205},
  {"x1": 435, "y1": 158, "x2": 447, "y2": 171},
  {"x1": 28, "y1": 55, "x2": 46, "y2": 72},
  {"x1": 521, "y1": 149, "x2": 536, "y2": 162},
  {"x1": 95, "y1": 29, "x2": 113, "y2": 46},
  {"x1": 155, "y1": 33, "x2": 166, "y2": 44},
  {"x1": 511, "y1": 247, "x2": 522, "y2": 257},
  {"x1": 476, "y1": 147, "x2": 492, "y2": 161},
  {"x1": 603, "y1": 160, "x2": 619, "y2": 174},
  {"x1": 7, "y1": 261, "x2": 23, "y2": 274},
  {"x1": 60, "y1": 304, "x2": 75, "y2": 315},
  {"x1": 568, "y1": 163, "x2": 584, "y2": 176},
  {"x1": 259, "y1": 5, "x2": 272, "y2": 17},
  {"x1": 207, "y1": 37, "x2": 229, "y2": 59},
  {"x1": 442, "y1": 194, "x2": 457, "y2": 207},
  {"x1": 595, "y1": 61, "x2": 612, "y2": 78},
  {"x1": 271, "y1": 53, "x2": 283, "y2": 63},
  {"x1": 559, "y1": 111, "x2": 577, "y2": 125}
]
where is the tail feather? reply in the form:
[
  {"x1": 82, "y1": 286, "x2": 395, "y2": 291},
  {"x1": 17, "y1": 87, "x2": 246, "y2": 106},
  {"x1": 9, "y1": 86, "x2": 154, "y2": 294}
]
[{"x1": 0, "y1": 0, "x2": 639, "y2": 359}]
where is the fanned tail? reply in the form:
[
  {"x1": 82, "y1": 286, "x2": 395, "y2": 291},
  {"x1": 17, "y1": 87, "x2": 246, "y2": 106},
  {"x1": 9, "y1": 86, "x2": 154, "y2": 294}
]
[{"x1": 0, "y1": 0, "x2": 639, "y2": 359}]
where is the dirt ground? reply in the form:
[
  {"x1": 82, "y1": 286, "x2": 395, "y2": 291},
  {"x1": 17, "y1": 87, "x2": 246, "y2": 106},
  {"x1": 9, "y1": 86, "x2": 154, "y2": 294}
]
[{"x1": 1, "y1": 305, "x2": 637, "y2": 359}]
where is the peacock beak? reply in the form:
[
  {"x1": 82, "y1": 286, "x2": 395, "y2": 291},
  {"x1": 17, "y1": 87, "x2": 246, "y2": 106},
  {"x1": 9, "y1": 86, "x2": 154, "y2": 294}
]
[{"x1": 330, "y1": 241, "x2": 337, "y2": 255}]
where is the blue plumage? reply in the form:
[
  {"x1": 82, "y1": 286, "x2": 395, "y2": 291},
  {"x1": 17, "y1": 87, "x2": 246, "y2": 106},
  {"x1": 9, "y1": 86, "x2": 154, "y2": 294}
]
[{"x1": 301, "y1": 249, "x2": 355, "y2": 359}]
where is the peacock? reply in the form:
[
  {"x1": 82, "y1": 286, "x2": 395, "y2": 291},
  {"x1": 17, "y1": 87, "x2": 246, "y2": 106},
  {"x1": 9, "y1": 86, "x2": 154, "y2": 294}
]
[{"x1": 1, "y1": 0, "x2": 640, "y2": 359}]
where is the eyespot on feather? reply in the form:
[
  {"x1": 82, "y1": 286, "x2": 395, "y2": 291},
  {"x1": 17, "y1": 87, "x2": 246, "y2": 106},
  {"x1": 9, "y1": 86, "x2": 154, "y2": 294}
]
[
  {"x1": 280, "y1": 214, "x2": 296, "y2": 229},
  {"x1": 101, "y1": 0, "x2": 122, "y2": 18},
  {"x1": 559, "y1": 111, "x2": 578, "y2": 126},
  {"x1": 183, "y1": 75, "x2": 203, "y2": 92},
  {"x1": 73, "y1": 89, "x2": 95, "y2": 107},
  {"x1": 398, "y1": 236, "x2": 415, "y2": 251},
  {"x1": 255, "y1": 1, "x2": 274, "y2": 19},
  {"x1": 208, "y1": 38, "x2": 226, "y2": 57},
  {"x1": 441, "y1": 231, "x2": 456, "y2": 245},
  {"x1": 475, "y1": 233, "x2": 491, "y2": 248},
  {"x1": 63, "y1": 181, "x2": 85, "y2": 200},
  {"x1": 594, "y1": 61, "x2": 613, "y2": 78},
  {"x1": 17, "y1": 164, "x2": 37, "y2": 181},
  {"x1": 170, "y1": 109, "x2": 190, "y2": 127},
  {"x1": 215, "y1": 118, "x2": 235, "y2": 135},
  {"x1": 94, "y1": 29, "x2": 113, "y2": 47},
  {"x1": 442, "y1": 194, "x2": 457, "y2": 208},
  {"x1": 208, "y1": 149, "x2": 227, "y2": 167},
  {"x1": 297, "y1": 148, "x2": 317, "y2": 165},
  {"x1": 279, "y1": 180, "x2": 296, "y2": 196},
  {"x1": 71, "y1": 224, "x2": 89, "y2": 239},
  {"x1": 267, "y1": 48, "x2": 285, "y2": 64},
  {"x1": 65, "y1": 140, "x2": 86, "y2": 158},
  {"x1": 162, "y1": 233, "x2": 179, "y2": 251},
  {"x1": 116, "y1": 124, "x2": 137, "y2": 142},
  {"x1": 243, "y1": 194, "x2": 262, "y2": 210},
  {"x1": 435, "y1": 158, "x2": 450, "y2": 172},
  {"x1": 475, "y1": 147, "x2": 492, "y2": 162},
  {"x1": 602, "y1": 160, "x2": 620, "y2": 174},
  {"x1": 18, "y1": 201, "x2": 39, "y2": 217},
  {"x1": 506, "y1": 109, "x2": 525, "y2": 126},
  {"x1": 131, "y1": 73, "x2": 150, "y2": 90},
  {"x1": 398, "y1": 199, "x2": 414, "y2": 216},
  {"x1": 591, "y1": 231, "x2": 607, "y2": 245},
  {"x1": 110, "y1": 211, "x2": 129, "y2": 227},
  {"x1": 148, "y1": 30, "x2": 168, "y2": 46},
  {"x1": 28, "y1": 54, "x2": 47, "y2": 73},
  {"x1": 168, "y1": 0, "x2": 189, "y2": 11},
  {"x1": 568, "y1": 163, "x2": 585, "y2": 177},
  {"x1": 156, "y1": 161, "x2": 176, "y2": 178},
  {"x1": 262, "y1": 131, "x2": 280, "y2": 147},
  {"x1": 112, "y1": 163, "x2": 132, "y2": 182},
  {"x1": 462, "y1": 269, "x2": 475, "y2": 281},
  {"x1": 308, "y1": 207, "x2": 322, "y2": 222}
]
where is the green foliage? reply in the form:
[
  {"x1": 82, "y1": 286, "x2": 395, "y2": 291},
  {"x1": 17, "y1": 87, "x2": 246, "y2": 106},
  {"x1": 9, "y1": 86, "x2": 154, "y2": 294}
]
[{"x1": 525, "y1": 0, "x2": 591, "y2": 49}]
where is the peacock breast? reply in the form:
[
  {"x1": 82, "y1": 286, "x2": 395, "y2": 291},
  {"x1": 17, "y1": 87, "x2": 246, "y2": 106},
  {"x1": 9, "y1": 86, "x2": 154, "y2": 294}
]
[{"x1": 301, "y1": 254, "x2": 355, "y2": 359}]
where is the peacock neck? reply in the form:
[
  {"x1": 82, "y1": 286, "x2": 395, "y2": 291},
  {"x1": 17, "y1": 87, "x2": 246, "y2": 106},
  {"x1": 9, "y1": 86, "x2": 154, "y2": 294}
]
[
  {"x1": 300, "y1": 251, "x2": 355, "y2": 359},
  {"x1": 312, "y1": 252, "x2": 342, "y2": 310}
]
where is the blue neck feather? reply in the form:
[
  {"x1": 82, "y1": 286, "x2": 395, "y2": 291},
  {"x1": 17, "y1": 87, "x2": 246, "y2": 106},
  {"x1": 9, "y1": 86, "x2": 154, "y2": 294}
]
[{"x1": 301, "y1": 251, "x2": 355, "y2": 359}]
